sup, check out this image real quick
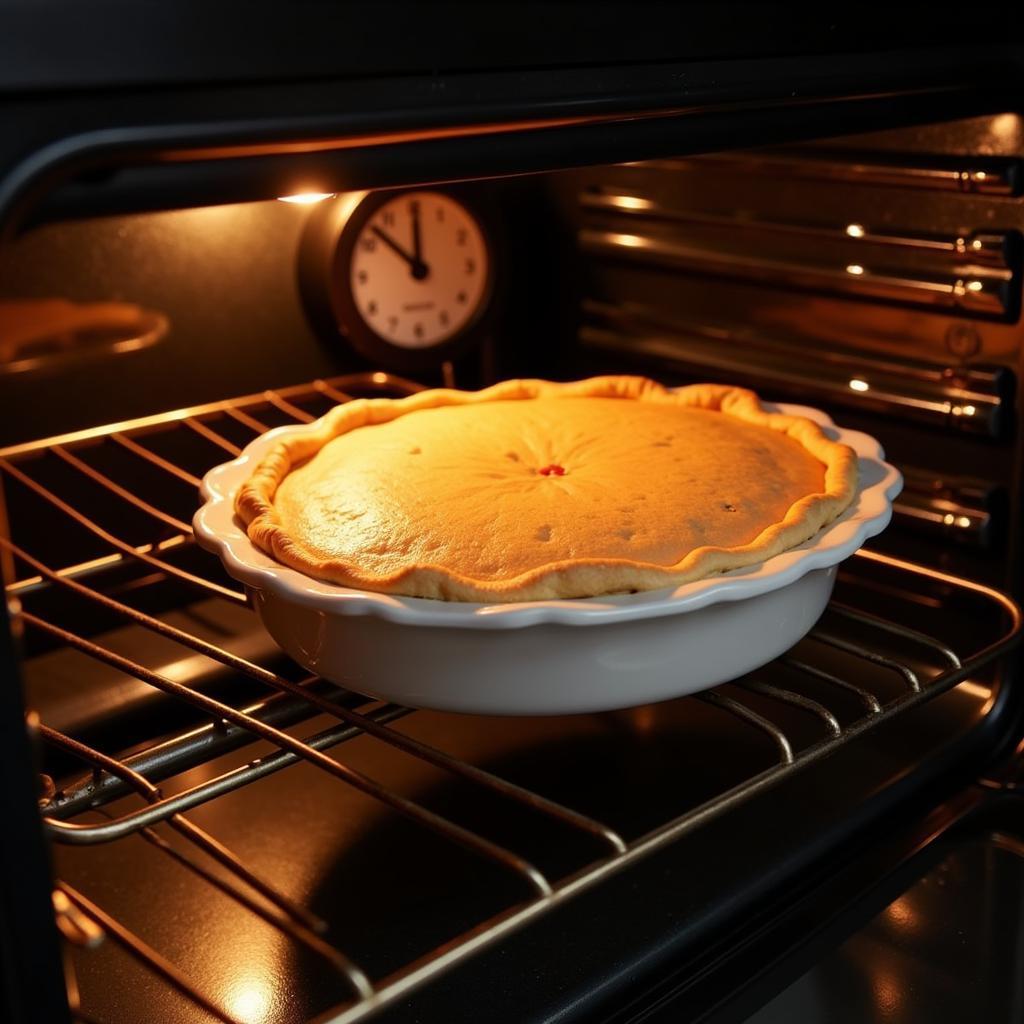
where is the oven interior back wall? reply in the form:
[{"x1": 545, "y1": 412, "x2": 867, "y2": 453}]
[{"x1": 0, "y1": 178, "x2": 564, "y2": 445}]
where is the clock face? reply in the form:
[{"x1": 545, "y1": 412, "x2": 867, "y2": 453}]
[{"x1": 349, "y1": 191, "x2": 489, "y2": 350}]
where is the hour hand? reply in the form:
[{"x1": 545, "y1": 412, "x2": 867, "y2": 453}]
[
  {"x1": 411, "y1": 199, "x2": 423, "y2": 264},
  {"x1": 372, "y1": 225, "x2": 428, "y2": 280}
]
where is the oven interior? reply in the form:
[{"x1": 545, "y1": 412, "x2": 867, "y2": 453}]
[{"x1": 1, "y1": 111, "x2": 1023, "y2": 1024}]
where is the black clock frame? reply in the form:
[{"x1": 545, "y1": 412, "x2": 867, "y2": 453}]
[{"x1": 299, "y1": 186, "x2": 497, "y2": 373}]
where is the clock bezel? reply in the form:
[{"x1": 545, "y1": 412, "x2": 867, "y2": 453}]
[{"x1": 314, "y1": 188, "x2": 496, "y2": 371}]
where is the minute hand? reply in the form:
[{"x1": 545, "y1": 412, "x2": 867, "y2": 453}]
[{"x1": 371, "y1": 226, "x2": 417, "y2": 266}]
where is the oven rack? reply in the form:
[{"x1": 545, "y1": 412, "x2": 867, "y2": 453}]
[{"x1": 1, "y1": 373, "x2": 1020, "y2": 1024}]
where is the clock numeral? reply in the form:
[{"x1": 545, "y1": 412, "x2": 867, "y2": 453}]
[
  {"x1": 456, "y1": 291, "x2": 467, "y2": 304},
  {"x1": 414, "y1": 323, "x2": 424, "y2": 339},
  {"x1": 367, "y1": 301, "x2": 378, "y2": 316},
  {"x1": 381, "y1": 210, "x2": 395, "y2": 227},
  {"x1": 455, "y1": 228, "x2": 468, "y2": 246},
  {"x1": 360, "y1": 236, "x2": 376, "y2": 253},
  {"x1": 388, "y1": 315, "x2": 399, "y2": 330},
  {"x1": 409, "y1": 199, "x2": 420, "y2": 216},
  {"x1": 435, "y1": 205, "x2": 445, "y2": 223},
  {"x1": 465, "y1": 258, "x2": 476, "y2": 275},
  {"x1": 357, "y1": 270, "x2": 368, "y2": 285},
  {"x1": 439, "y1": 310, "x2": 450, "y2": 327}
]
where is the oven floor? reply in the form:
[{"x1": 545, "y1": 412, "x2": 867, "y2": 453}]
[
  {"x1": 57, "y1": 700, "x2": 798, "y2": 1024},
  {"x1": 745, "y1": 832, "x2": 1024, "y2": 1024}
]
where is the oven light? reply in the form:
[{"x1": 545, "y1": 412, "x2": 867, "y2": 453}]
[
  {"x1": 611, "y1": 232, "x2": 646, "y2": 248},
  {"x1": 845, "y1": 264, "x2": 865, "y2": 275},
  {"x1": 614, "y1": 195, "x2": 653, "y2": 211},
  {"x1": 956, "y1": 516, "x2": 971, "y2": 528},
  {"x1": 962, "y1": 404, "x2": 976, "y2": 416},
  {"x1": 943, "y1": 513, "x2": 955, "y2": 526},
  {"x1": 966, "y1": 280, "x2": 984, "y2": 293},
  {"x1": 848, "y1": 378, "x2": 870, "y2": 392},
  {"x1": 277, "y1": 191, "x2": 336, "y2": 204},
  {"x1": 975, "y1": 170, "x2": 987, "y2": 182},
  {"x1": 845, "y1": 223, "x2": 865, "y2": 238}
]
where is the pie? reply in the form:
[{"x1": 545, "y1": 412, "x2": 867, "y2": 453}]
[{"x1": 236, "y1": 376, "x2": 858, "y2": 602}]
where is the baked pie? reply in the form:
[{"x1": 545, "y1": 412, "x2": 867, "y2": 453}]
[{"x1": 236, "y1": 376, "x2": 858, "y2": 602}]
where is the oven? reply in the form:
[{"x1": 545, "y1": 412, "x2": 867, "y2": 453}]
[{"x1": 2, "y1": 10, "x2": 1024, "y2": 1024}]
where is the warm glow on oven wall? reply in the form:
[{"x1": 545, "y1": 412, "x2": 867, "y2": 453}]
[
  {"x1": 277, "y1": 192, "x2": 336, "y2": 204},
  {"x1": 225, "y1": 972, "x2": 275, "y2": 1024}
]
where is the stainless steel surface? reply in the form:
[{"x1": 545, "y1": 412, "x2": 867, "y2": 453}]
[
  {"x1": 649, "y1": 150, "x2": 1020, "y2": 195},
  {"x1": 581, "y1": 190, "x2": 1015, "y2": 267},
  {"x1": 1, "y1": 373, "x2": 1019, "y2": 1024},
  {"x1": 48, "y1": 688, "x2": 409, "y2": 818},
  {"x1": 580, "y1": 227, "x2": 1013, "y2": 315},
  {"x1": 579, "y1": 300, "x2": 1008, "y2": 436},
  {"x1": 895, "y1": 469, "x2": 995, "y2": 547}
]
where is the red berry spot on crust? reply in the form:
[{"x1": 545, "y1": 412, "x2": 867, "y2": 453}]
[{"x1": 538, "y1": 464, "x2": 566, "y2": 476}]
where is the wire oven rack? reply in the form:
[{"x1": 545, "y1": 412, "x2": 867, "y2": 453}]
[{"x1": 1, "y1": 372, "x2": 1020, "y2": 1024}]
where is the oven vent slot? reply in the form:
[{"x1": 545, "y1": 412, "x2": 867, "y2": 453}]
[
  {"x1": 578, "y1": 223, "x2": 1017, "y2": 318},
  {"x1": 581, "y1": 189, "x2": 1017, "y2": 268},
  {"x1": 580, "y1": 300, "x2": 1013, "y2": 438},
  {"x1": 641, "y1": 149, "x2": 1022, "y2": 195},
  {"x1": 895, "y1": 469, "x2": 1000, "y2": 549}
]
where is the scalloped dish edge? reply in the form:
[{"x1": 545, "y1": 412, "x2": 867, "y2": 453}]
[{"x1": 193, "y1": 400, "x2": 902, "y2": 630}]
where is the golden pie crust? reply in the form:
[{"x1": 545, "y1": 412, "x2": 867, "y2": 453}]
[{"x1": 236, "y1": 377, "x2": 858, "y2": 602}]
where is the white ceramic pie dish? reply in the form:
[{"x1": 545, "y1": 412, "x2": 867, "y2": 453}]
[{"x1": 194, "y1": 400, "x2": 902, "y2": 715}]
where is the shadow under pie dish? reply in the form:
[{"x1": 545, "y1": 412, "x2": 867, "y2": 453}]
[{"x1": 195, "y1": 377, "x2": 902, "y2": 714}]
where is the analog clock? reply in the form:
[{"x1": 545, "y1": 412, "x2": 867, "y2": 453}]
[
  {"x1": 350, "y1": 191, "x2": 489, "y2": 349},
  {"x1": 301, "y1": 189, "x2": 494, "y2": 370}
]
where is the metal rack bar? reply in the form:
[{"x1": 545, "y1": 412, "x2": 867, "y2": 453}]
[
  {"x1": 0, "y1": 372, "x2": 424, "y2": 461},
  {"x1": 41, "y1": 723, "x2": 324, "y2": 933},
  {"x1": 828, "y1": 601, "x2": 962, "y2": 669},
  {"x1": 809, "y1": 628, "x2": 922, "y2": 692},
  {"x1": 55, "y1": 881, "x2": 245, "y2": 1024},
  {"x1": 10, "y1": 540, "x2": 625, "y2": 854},
  {"x1": 49, "y1": 695, "x2": 411, "y2": 820},
  {"x1": 314, "y1": 380, "x2": 356, "y2": 404},
  {"x1": 50, "y1": 708, "x2": 413, "y2": 834},
  {"x1": 264, "y1": 390, "x2": 316, "y2": 423},
  {"x1": 43, "y1": 728, "x2": 373, "y2": 997},
  {"x1": 222, "y1": 405, "x2": 270, "y2": 433},
  {"x1": 24, "y1": 614, "x2": 554, "y2": 896},
  {"x1": 344, "y1": 573, "x2": 1021, "y2": 1024},
  {"x1": 4, "y1": 535, "x2": 191, "y2": 598},
  {"x1": 696, "y1": 692, "x2": 794, "y2": 764},
  {"x1": 0, "y1": 457, "x2": 244, "y2": 604},
  {"x1": 91, "y1": 804, "x2": 372, "y2": 997},
  {"x1": 51, "y1": 445, "x2": 193, "y2": 535},
  {"x1": 110, "y1": 432, "x2": 201, "y2": 487},
  {"x1": 182, "y1": 417, "x2": 242, "y2": 456},
  {"x1": 780, "y1": 656, "x2": 883, "y2": 714},
  {"x1": 738, "y1": 680, "x2": 842, "y2": 736}
]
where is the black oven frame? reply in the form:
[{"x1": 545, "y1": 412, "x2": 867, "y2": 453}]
[{"x1": 3, "y1": 10, "x2": 1024, "y2": 1022}]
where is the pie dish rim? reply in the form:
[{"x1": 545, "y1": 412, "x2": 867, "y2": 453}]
[
  {"x1": 233, "y1": 377, "x2": 860, "y2": 601},
  {"x1": 194, "y1": 395, "x2": 902, "y2": 630}
]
